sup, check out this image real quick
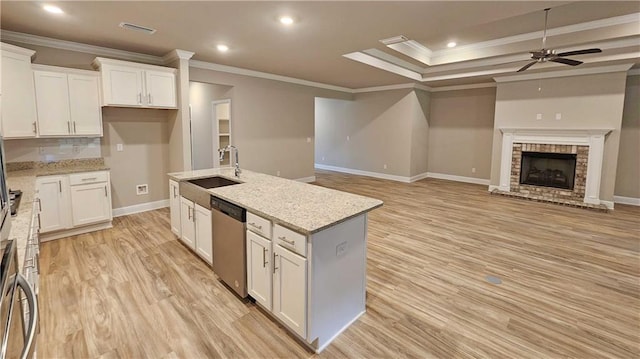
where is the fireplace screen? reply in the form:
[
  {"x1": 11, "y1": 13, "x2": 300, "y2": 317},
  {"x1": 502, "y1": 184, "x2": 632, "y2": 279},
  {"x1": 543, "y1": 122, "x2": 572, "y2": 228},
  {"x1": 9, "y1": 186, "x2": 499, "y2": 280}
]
[{"x1": 519, "y1": 152, "x2": 577, "y2": 190}]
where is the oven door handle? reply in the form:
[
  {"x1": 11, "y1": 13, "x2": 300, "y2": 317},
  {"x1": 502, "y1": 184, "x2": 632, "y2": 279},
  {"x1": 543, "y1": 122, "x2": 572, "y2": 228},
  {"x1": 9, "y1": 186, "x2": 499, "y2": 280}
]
[{"x1": 14, "y1": 274, "x2": 38, "y2": 359}]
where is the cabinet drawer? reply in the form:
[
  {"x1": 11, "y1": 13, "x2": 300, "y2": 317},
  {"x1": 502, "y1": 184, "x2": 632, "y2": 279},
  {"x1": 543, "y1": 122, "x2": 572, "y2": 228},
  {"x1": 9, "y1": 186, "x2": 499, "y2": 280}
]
[
  {"x1": 247, "y1": 212, "x2": 272, "y2": 239},
  {"x1": 69, "y1": 171, "x2": 108, "y2": 185},
  {"x1": 273, "y1": 224, "x2": 306, "y2": 257}
]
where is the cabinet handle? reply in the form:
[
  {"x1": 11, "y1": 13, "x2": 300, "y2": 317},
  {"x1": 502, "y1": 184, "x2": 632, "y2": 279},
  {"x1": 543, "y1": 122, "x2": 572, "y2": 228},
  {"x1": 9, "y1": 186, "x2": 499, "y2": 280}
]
[
  {"x1": 249, "y1": 222, "x2": 262, "y2": 230},
  {"x1": 32, "y1": 122, "x2": 37, "y2": 134},
  {"x1": 36, "y1": 213, "x2": 41, "y2": 233},
  {"x1": 36, "y1": 198, "x2": 41, "y2": 211},
  {"x1": 104, "y1": 186, "x2": 108, "y2": 197},
  {"x1": 262, "y1": 248, "x2": 267, "y2": 268},
  {"x1": 58, "y1": 180, "x2": 62, "y2": 193},
  {"x1": 278, "y1": 236, "x2": 295, "y2": 246},
  {"x1": 188, "y1": 206, "x2": 192, "y2": 220},
  {"x1": 67, "y1": 121, "x2": 71, "y2": 133},
  {"x1": 273, "y1": 253, "x2": 278, "y2": 273},
  {"x1": 82, "y1": 177, "x2": 98, "y2": 182},
  {"x1": 35, "y1": 253, "x2": 40, "y2": 274},
  {"x1": 138, "y1": 93, "x2": 142, "y2": 104},
  {"x1": 73, "y1": 121, "x2": 77, "y2": 133},
  {"x1": 148, "y1": 94, "x2": 152, "y2": 104},
  {"x1": 173, "y1": 186, "x2": 177, "y2": 198}
]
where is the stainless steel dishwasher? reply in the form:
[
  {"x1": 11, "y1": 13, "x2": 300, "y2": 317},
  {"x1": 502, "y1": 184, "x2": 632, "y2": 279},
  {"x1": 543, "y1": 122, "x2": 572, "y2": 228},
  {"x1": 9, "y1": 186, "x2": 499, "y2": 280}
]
[{"x1": 210, "y1": 196, "x2": 247, "y2": 298}]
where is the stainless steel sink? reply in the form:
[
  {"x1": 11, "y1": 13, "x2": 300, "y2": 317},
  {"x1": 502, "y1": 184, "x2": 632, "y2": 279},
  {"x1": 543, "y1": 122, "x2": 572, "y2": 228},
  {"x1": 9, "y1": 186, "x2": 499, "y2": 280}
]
[{"x1": 188, "y1": 176, "x2": 240, "y2": 189}]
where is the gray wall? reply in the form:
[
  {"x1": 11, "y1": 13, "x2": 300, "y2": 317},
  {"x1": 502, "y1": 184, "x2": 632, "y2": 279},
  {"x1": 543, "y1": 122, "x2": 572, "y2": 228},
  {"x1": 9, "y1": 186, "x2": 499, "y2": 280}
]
[
  {"x1": 428, "y1": 87, "x2": 496, "y2": 180},
  {"x1": 190, "y1": 67, "x2": 351, "y2": 180},
  {"x1": 616, "y1": 75, "x2": 640, "y2": 199},
  {"x1": 315, "y1": 89, "x2": 429, "y2": 178},
  {"x1": 189, "y1": 81, "x2": 233, "y2": 170},
  {"x1": 490, "y1": 72, "x2": 629, "y2": 202}
]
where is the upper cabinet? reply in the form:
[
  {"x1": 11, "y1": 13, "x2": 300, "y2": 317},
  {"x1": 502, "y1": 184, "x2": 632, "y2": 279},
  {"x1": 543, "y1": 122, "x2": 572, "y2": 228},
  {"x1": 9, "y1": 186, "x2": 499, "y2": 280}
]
[
  {"x1": 93, "y1": 57, "x2": 177, "y2": 109},
  {"x1": 33, "y1": 65, "x2": 102, "y2": 137},
  {"x1": 1, "y1": 43, "x2": 38, "y2": 139}
]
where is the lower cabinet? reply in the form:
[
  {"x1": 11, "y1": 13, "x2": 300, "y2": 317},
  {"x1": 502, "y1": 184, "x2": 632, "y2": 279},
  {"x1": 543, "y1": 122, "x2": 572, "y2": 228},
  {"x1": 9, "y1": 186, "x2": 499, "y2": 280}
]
[
  {"x1": 273, "y1": 243, "x2": 307, "y2": 339},
  {"x1": 169, "y1": 180, "x2": 181, "y2": 236},
  {"x1": 247, "y1": 230, "x2": 273, "y2": 309},
  {"x1": 36, "y1": 171, "x2": 112, "y2": 236},
  {"x1": 179, "y1": 196, "x2": 212, "y2": 264}
]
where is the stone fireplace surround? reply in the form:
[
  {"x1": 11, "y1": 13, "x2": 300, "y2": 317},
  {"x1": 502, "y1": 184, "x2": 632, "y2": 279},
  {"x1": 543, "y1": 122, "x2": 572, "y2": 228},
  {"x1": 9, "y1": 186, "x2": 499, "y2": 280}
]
[{"x1": 497, "y1": 128, "x2": 613, "y2": 208}]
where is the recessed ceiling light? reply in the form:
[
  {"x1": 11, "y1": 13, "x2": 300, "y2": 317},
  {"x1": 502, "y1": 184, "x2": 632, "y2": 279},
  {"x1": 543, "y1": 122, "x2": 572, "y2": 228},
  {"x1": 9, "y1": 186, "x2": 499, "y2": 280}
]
[
  {"x1": 447, "y1": 41, "x2": 457, "y2": 48},
  {"x1": 217, "y1": 44, "x2": 229, "y2": 52},
  {"x1": 43, "y1": 4, "x2": 64, "y2": 14},
  {"x1": 279, "y1": 16, "x2": 294, "y2": 25}
]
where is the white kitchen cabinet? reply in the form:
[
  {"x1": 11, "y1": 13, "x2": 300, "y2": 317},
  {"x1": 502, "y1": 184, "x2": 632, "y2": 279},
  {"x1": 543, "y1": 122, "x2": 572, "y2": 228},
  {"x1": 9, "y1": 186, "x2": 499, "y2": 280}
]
[
  {"x1": 33, "y1": 66, "x2": 102, "y2": 137},
  {"x1": 93, "y1": 57, "x2": 177, "y2": 109},
  {"x1": 37, "y1": 170, "x2": 113, "y2": 240},
  {"x1": 1, "y1": 43, "x2": 37, "y2": 138},
  {"x1": 247, "y1": 230, "x2": 272, "y2": 310},
  {"x1": 179, "y1": 197, "x2": 196, "y2": 249},
  {"x1": 169, "y1": 180, "x2": 181, "y2": 236},
  {"x1": 194, "y1": 204, "x2": 212, "y2": 264},
  {"x1": 179, "y1": 196, "x2": 213, "y2": 264},
  {"x1": 273, "y1": 243, "x2": 307, "y2": 339},
  {"x1": 70, "y1": 181, "x2": 111, "y2": 227},
  {"x1": 36, "y1": 176, "x2": 71, "y2": 233}
]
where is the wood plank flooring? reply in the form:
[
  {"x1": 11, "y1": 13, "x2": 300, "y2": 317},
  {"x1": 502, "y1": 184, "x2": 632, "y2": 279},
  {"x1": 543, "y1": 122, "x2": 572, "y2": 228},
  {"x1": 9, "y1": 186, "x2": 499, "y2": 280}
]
[{"x1": 38, "y1": 170, "x2": 640, "y2": 358}]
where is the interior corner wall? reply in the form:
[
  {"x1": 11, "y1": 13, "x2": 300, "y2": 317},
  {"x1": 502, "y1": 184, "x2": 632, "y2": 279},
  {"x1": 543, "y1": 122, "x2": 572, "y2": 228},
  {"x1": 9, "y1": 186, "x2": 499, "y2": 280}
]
[
  {"x1": 315, "y1": 89, "x2": 429, "y2": 178},
  {"x1": 427, "y1": 87, "x2": 496, "y2": 180},
  {"x1": 189, "y1": 66, "x2": 351, "y2": 180},
  {"x1": 490, "y1": 72, "x2": 629, "y2": 202},
  {"x1": 615, "y1": 75, "x2": 640, "y2": 199}
]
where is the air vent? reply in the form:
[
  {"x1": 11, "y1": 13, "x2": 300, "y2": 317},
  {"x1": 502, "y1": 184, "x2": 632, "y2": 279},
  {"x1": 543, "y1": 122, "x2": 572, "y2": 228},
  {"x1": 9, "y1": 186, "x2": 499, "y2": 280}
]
[{"x1": 119, "y1": 22, "x2": 156, "y2": 35}]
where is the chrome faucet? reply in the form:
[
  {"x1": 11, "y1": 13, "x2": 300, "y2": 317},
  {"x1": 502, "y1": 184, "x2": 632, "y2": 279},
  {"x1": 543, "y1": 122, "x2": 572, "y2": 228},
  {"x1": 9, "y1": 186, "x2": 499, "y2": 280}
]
[{"x1": 218, "y1": 145, "x2": 241, "y2": 177}]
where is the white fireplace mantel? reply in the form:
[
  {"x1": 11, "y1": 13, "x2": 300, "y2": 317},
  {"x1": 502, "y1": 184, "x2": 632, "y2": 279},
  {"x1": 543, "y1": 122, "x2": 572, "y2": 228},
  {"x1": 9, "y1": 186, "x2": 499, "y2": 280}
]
[{"x1": 498, "y1": 128, "x2": 613, "y2": 205}]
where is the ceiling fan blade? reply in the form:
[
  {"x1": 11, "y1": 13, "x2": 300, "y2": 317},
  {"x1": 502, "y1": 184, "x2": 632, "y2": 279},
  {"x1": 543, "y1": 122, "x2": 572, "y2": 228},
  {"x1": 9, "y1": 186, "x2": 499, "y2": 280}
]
[
  {"x1": 517, "y1": 61, "x2": 538, "y2": 72},
  {"x1": 550, "y1": 57, "x2": 583, "y2": 66},
  {"x1": 556, "y1": 48, "x2": 602, "y2": 57}
]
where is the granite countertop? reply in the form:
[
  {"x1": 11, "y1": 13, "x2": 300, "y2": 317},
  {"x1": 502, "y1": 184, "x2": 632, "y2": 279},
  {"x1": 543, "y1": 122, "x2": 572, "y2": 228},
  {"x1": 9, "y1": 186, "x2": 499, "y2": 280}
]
[
  {"x1": 5, "y1": 158, "x2": 110, "y2": 271},
  {"x1": 168, "y1": 168, "x2": 383, "y2": 235}
]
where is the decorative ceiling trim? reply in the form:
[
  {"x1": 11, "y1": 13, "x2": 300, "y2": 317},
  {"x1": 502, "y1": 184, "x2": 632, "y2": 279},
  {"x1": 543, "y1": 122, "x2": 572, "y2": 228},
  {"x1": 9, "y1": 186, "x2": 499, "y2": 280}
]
[
  {"x1": 0, "y1": 29, "x2": 165, "y2": 65},
  {"x1": 0, "y1": 41, "x2": 35, "y2": 57},
  {"x1": 163, "y1": 49, "x2": 195, "y2": 63},
  {"x1": 430, "y1": 83, "x2": 497, "y2": 92},
  {"x1": 343, "y1": 52, "x2": 422, "y2": 81},
  {"x1": 494, "y1": 63, "x2": 635, "y2": 83},
  {"x1": 352, "y1": 83, "x2": 432, "y2": 94},
  {"x1": 628, "y1": 68, "x2": 640, "y2": 76},
  {"x1": 362, "y1": 48, "x2": 424, "y2": 73},
  {"x1": 189, "y1": 60, "x2": 353, "y2": 93},
  {"x1": 384, "y1": 38, "x2": 433, "y2": 65}
]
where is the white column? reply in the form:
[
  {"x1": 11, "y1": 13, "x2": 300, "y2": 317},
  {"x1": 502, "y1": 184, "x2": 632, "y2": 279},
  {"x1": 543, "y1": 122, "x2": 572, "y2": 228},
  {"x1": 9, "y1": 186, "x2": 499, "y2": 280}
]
[
  {"x1": 584, "y1": 134, "x2": 606, "y2": 204},
  {"x1": 499, "y1": 132, "x2": 514, "y2": 191}
]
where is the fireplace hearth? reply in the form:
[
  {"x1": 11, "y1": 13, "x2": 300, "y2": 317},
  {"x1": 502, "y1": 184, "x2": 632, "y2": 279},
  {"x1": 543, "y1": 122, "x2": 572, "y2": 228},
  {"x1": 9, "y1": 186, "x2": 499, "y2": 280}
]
[{"x1": 520, "y1": 152, "x2": 577, "y2": 190}]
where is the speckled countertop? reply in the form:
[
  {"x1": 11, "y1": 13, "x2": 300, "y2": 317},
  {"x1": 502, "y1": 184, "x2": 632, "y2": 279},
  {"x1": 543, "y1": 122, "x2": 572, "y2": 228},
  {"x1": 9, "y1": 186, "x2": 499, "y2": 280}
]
[
  {"x1": 168, "y1": 168, "x2": 383, "y2": 235},
  {"x1": 5, "y1": 158, "x2": 110, "y2": 271}
]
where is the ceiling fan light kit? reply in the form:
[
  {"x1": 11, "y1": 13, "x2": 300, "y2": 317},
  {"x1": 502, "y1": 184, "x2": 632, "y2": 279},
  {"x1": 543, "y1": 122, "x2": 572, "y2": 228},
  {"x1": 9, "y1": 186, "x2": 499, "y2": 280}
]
[{"x1": 517, "y1": 8, "x2": 603, "y2": 72}]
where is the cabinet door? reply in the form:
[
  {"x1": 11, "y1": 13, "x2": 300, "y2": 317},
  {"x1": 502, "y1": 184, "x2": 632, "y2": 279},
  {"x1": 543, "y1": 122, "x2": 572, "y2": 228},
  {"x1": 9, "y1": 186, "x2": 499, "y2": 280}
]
[
  {"x1": 247, "y1": 231, "x2": 272, "y2": 310},
  {"x1": 33, "y1": 70, "x2": 71, "y2": 136},
  {"x1": 36, "y1": 176, "x2": 71, "y2": 233},
  {"x1": 194, "y1": 204, "x2": 212, "y2": 264},
  {"x1": 70, "y1": 182, "x2": 112, "y2": 226},
  {"x1": 273, "y1": 245, "x2": 307, "y2": 339},
  {"x1": 1, "y1": 51, "x2": 37, "y2": 138},
  {"x1": 169, "y1": 180, "x2": 181, "y2": 236},
  {"x1": 144, "y1": 70, "x2": 176, "y2": 108},
  {"x1": 179, "y1": 197, "x2": 195, "y2": 249},
  {"x1": 102, "y1": 65, "x2": 144, "y2": 106},
  {"x1": 68, "y1": 74, "x2": 102, "y2": 136}
]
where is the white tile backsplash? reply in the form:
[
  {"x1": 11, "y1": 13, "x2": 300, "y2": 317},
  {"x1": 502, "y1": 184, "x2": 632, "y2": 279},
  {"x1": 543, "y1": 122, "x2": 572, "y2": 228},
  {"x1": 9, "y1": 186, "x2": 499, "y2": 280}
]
[{"x1": 4, "y1": 138, "x2": 102, "y2": 163}]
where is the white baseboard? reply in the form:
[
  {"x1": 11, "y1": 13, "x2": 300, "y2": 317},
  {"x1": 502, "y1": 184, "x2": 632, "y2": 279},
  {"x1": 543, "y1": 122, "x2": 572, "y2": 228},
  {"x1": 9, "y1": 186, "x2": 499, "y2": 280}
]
[
  {"x1": 425, "y1": 172, "x2": 490, "y2": 186},
  {"x1": 295, "y1": 176, "x2": 316, "y2": 183},
  {"x1": 600, "y1": 200, "x2": 615, "y2": 210},
  {"x1": 40, "y1": 221, "x2": 113, "y2": 242},
  {"x1": 112, "y1": 199, "x2": 170, "y2": 217},
  {"x1": 613, "y1": 195, "x2": 640, "y2": 206},
  {"x1": 314, "y1": 163, "x2": 412, "y2": 183},
  {"x1": 488, "y1": 185, "x2": 500, "y2": 192},
  {"x1": 409, "y1": 172, "x2": 430, "y2": 182}
]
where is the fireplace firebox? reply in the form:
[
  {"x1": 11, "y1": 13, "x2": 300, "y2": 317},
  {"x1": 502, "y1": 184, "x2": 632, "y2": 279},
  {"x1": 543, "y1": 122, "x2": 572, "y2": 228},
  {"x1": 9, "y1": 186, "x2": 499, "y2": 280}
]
[{"x1": 519, "y1": 152, "x2": 577, "y2": 190}]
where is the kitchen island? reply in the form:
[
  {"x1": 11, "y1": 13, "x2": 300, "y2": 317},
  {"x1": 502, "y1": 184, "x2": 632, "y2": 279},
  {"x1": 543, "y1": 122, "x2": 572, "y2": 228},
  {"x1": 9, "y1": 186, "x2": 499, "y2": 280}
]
[{"x1": 168, "y1": 168, "x2": 382, "y2": 352}]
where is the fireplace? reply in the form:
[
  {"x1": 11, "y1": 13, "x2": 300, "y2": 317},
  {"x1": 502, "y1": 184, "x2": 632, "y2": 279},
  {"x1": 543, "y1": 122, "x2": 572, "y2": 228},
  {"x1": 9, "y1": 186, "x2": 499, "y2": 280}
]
[{"x1": 519, "y1": 152, "x2": 577, "y2": 190}]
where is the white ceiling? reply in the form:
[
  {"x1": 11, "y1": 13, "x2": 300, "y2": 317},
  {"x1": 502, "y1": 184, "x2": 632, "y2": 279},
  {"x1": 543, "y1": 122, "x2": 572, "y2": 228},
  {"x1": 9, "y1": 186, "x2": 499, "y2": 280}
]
[{"x1": 1, "y1": 1, "x2": 638, "y2": 89}]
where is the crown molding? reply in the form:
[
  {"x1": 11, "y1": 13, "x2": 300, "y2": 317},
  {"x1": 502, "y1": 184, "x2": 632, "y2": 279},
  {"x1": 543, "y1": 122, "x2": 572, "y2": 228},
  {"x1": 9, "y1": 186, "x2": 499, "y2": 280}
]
[
  {"x1": 0, "y1": 42, "x2": 35, "y2": 57},
  {"x1": 343, "y1": 52, "x2": 422, "y2": 81},
  {"x1": 431, "y1": 82, "x2": 496, "y2": 92},
  {"x1": 163, "y1": 49, "x2": 195, "y2": 63},
  {"x1": 494, "y1": 63, "x2": 635, "y2": 83},
  {"x1": 628, "y1": 68, "x2": 640, "y2": 76},
  {"x1": 1, "y1": 29, "x2": 164, "y2": 65},
  {"x1": 189, "y1": 60, "x2": 352, "y2": 93},
  {"x1": 352, "y1": 83, "x2": 432, "y2": 94}
]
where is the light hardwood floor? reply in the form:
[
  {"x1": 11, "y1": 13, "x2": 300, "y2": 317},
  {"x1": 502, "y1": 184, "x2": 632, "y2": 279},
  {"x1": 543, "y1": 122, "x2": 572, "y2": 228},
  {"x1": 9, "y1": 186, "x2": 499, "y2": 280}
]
[{"x1": 38, "y1": 171, "x2": 639, "y2": 358}]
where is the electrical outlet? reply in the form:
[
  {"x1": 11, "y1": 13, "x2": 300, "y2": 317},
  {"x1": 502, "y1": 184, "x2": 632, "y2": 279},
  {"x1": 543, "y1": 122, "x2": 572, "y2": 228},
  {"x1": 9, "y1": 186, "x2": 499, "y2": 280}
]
[
  {"x1": 116, "y1": 144, "x2": 124, "y2": 152},
  {"x1": 383, "y1": 164, "x2": 387, "y2": 169},
  {"x1": 346, "y1": 135, "x2": 350, "y2": 141},
  {"x1": 322, "y1": 156, "x2": 325, "y2": 161},
  {"x1": 472, "y1": 167, "x2": 476, "y2": 173},
  {"x1": 136, "y1": 184, "x2": 148, "y2": 195},
  {"x1": 336, "y1": 241, "x2": 348, "y2": 258},
  {"x1": 536, "y1": 113, "x2": 543, "y2": 120},
  {"x1": 306, "y1": 137, "x2": 311, "y2": 143},
  {"x1": 276, "y1": 171, "x2": 281, "y2": 177},
  {"x1": 555, "y1": 113, "x2": 562, "y2": 120}
]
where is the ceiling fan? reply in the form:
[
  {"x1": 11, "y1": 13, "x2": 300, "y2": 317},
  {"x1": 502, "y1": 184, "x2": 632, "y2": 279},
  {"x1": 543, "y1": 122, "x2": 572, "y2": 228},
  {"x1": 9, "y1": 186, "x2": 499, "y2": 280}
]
[{"x1": 517, "y1": 8, "x2": 602, "y2": 72}]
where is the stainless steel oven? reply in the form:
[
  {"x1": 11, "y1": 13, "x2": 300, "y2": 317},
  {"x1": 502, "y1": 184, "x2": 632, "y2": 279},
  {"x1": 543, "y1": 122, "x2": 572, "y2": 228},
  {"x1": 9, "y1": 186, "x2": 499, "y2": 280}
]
[{"x1": 0, "y1": 240, "x2": 37, "y2": 359}]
